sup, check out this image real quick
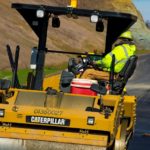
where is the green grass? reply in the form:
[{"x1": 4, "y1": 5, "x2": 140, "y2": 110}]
[
  {"x1": 0, "y1": 70, "x2": 12, "y2": 80},
  {"x1": 0, "y1": 64, "x2": 67, "y2": 84},
  {"x1": 0, "y1": 69, "x2": 37, "y2": 84}
]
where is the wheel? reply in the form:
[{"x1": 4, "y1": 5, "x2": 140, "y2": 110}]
[{"x1": 114, "y1": 119, "x2": 128, "y2": 150}]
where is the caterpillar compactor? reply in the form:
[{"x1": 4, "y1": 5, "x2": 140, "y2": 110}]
[{"x1": 0, "y1": 1, "x2": 137, "y2": 149}]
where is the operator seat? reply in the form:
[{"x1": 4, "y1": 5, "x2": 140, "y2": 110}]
[
  {"x1": 112, "y1": 55, "x2": 138, "y2": 94},
  {"x1": 91, "y1": 55, "x2": 138, "y2": 95}
]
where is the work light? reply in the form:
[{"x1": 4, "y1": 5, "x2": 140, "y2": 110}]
[
  {"x1": 36, "y1": 9, "x2": 45, "y2": 18},
  {"x1": 90, "y1": 15, "x2": 99, "y2": 23},
  {"x1": 87, "y1": 117, "x2": 95, "y2": 125},
  {"x1": 0, "y1": 109, "x2": 4, "y2": 117}
]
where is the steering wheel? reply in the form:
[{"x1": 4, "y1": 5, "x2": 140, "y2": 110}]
[
  {"x1": 68, "y1": 55, "x2": 102, "y2": 75},
  {"x1": 82, "y1": 56, "x2": 103, "y2": 71}
]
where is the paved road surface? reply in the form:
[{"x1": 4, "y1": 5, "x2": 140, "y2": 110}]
[{"x1": 127, "y1": 54, "x2": 150, "y2": 150}]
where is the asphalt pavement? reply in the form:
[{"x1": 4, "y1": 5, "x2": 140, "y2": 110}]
[{"x1": 127, "y1": 54, "x2": 150, "y2": 150}]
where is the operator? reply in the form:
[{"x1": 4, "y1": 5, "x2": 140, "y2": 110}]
[{"x1": 81, "y1": 31, "x2": 137, "y2": 80}]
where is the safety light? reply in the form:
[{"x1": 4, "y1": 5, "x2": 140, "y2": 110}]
[
  {"x1": 36, "y1": 9, "x2": 45, "y2": 18},
  {"x1": 0, "y1": 109, "x2": 4, "y2": 117},
  {"x1": 87, "y1": 117, "x2": 95, "y2": 125},
  {"x1": 90, "y1": 15, "x2": 99, "y2": 23},
  {"x1": 70, "y1": 0, "x2": 78, "y2": 8}
]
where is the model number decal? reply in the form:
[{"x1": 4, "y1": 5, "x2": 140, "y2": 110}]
[{"x1": 34, "y1": 109, "x2": 63, "y2": 116}]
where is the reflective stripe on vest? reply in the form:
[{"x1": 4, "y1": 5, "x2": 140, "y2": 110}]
[
  {"x1": 108, "y1": 52, "x2": 119, "y2": 63},
  {"x1": 108, "y1": 45, "x2": 129, "y2": 64},
  {"x1": 121, "y1": 45, "x2": 129, "y2": 58}
]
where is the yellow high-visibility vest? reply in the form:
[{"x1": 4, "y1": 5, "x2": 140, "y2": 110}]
[{"x1": 96, "y1": 44, "x2": 136, "y2": 73}]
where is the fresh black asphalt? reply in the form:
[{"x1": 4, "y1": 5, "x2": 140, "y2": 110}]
[{"x1": 127, "y1": 54, "x2": 150, "y2": 150}]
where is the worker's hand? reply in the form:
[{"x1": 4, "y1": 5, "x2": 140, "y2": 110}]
[
  {"x1": 88, "y1": 61, "x2": 97, "y2": 68},
  {"x1": 92, "y1": 61, "x2": 103, "y2": 71},
  {"x1": 92, "y1": 61, "x2": 97, "y2": 65}
]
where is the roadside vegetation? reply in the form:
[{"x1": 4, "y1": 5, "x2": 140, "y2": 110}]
[{"x1": 0, "y1": 64, "x2": 67, "y2": 84}]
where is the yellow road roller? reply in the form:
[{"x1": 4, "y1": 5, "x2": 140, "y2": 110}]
[{"x1": 0, "y1": 1, "x2": 137, "y2": 149}]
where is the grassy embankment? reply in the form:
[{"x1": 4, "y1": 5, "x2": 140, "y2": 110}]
[{"x1": 0, "y1": 64, "x2": 67, "y2": 84}]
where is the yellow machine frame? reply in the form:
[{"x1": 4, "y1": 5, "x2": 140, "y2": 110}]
[{"x1": 0, "y1": 0, "x2": 137, "y2": 149}]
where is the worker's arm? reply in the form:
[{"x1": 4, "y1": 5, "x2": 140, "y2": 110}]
[
  {"x1": 101, "y1": 54, "x2": 112, "y2": 68},
  {"x1": 94, "y1": 52, "x2": 113, "y2": 70}
]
